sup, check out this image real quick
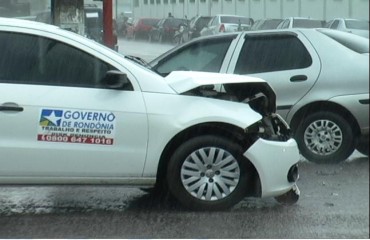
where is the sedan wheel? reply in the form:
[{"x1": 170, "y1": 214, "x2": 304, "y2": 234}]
[
  {"x1": 167, "y1": 135, "x2": 251, "y2": 210},
  {"x1": 295, "y1": 111, "x2": 355, "y2": 163}
]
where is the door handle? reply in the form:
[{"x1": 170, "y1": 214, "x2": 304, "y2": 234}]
[
  {"x1": 290, "y1": 75, "x2": 308, "y2": 82},
  {"x1": 0, "y1": 103, "x2": 24, "y2": 112}
]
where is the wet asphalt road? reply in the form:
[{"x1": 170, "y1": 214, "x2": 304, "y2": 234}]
[{"x1": 0, "y1": 153, "x2": 368, "y2": 238}]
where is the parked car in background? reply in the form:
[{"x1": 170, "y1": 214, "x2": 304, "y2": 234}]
[
  {"x1": 188, "y1": 15, "x2": 212, "y2": 39},
  {"x1": 325, "y1": 18, "x2": 369, "y2": 38},
  {"x1": 148, "y1": 17, "x2": 188, "y2": 43},
  {"x1": 126, "y1": 17, "x2": 160, "y2": 40},
  {"x1": 277, "y1": 17, "x2": 325, "y2": 29},
  {"x1": 200, "y1": 14, "x2": 253, "y2": 36},
  {"x1": 0, "y1": 17, "x2": 301, "y2": 210},
  {"x1": 251, "y1": 18, "x2": 283, "y2": 30},
  {"x1": 150, "y1": 29, "x2": 369, "y2": 163}
]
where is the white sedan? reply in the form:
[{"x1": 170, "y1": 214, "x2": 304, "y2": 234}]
[{"x1": 0, "y1": 18, "x2": 299, "y2": 210}]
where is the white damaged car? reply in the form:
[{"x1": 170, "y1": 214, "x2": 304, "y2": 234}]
[{"x1": 0, "y1": 18, "x2": 299, "y2": 210}]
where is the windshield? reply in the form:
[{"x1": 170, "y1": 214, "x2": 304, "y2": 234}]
[
  {"x1": 293, "y1": 19, "x2": 324, "y2": 28},
  {"x1": 220, "y1": 16, "x2": 253, "y2": 25}
]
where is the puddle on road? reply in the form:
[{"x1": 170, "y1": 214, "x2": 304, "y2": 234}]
[
  {"x1": 0, "y1": 186, "x2": 145, "y2": 216},
  {"x1": 0, "y1": 186, "x2": 283, "y2": 215}
]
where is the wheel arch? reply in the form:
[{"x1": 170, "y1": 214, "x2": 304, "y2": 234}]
[
  {"x1": 290, "y1": 101, "x2": 361, "y2": 138},
  {"x1": 155, "y1": 122, "x2": 261, "y2": 196}
]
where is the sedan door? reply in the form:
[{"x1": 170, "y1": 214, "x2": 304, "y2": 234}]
[
  {"x1": 0, "y1": 31, "x2": 148, "y2": 180},
  {"x1": 227, "y1": 31, "x2": 321, "y2": 119}
]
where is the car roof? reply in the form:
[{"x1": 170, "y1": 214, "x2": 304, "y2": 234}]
[
  {"x1": 331, "y1": 18, "x2": 368, "y2": 21},
  {"x1": 216, "y1": 14, "x2": 250, "y2": 18}
]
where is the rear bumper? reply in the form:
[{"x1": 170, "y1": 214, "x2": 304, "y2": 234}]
[{"x1": 244, "y1": 138, "x2": 300, "y2": 198}]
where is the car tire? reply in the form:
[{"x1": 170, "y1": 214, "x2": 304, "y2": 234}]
[
  {"x1": 356, "y1": 137, "x2": 369, "y2": 156},
  {"x1": 166, "y1": 135, "x2": 251, "y2": 211},
  {"x1": 294, "y1": 111, "x2": 355, "y2": 164}
]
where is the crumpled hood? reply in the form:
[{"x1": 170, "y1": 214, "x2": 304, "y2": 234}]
[{"x1": 164, "y1": 70, "x2": 266, "y2": 94}]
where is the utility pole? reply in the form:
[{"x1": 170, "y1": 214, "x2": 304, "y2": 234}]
[{"x1": 103, "y1": 0, "x2": 116, "y2": 49}]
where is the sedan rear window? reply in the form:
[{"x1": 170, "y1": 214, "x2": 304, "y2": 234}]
[
  {"x1": 317, "y1": 29, "x2": 369, "y2": 54},
  {"x1": 345, "y1": 20, "x2": 369, "y2": 30},
  {"x1": 292, "y1": 19, "x2": 324, "y2": 28},
  {"x1": 220, "y1": 16, "x2": 253, "y2": 25}
]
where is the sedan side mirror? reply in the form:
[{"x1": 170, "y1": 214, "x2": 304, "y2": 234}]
[{"x1": 101, "y1": 70, "x2": 133, "y2": 90}]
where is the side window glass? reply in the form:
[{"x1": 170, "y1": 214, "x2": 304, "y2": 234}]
[
  {"x1": 211, "y1": 17, "x2": 218, "y2": 26},
  {"x1": 331, "y1": 20, "x2": 339, "y2": 29},
  {"x1": 0, "y1": 32, "x2": 119, "y2": 89},
  {"x1": 154, "y1": 38, "x2": 233, "y2": 76},
  {"x1": 234, "y1": 35, "x2": 312, "y2": 74},
  {"x1": 324, "y1": 20, "x2": 333, "y2": 28},
  {"x1": 282, "y1": 20, "x2": 290, "y2": 29},
  {"x1": 0, "y1": 32, "x2": 39, "y2": 83}
]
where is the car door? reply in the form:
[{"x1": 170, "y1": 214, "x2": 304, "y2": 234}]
[
  {"x1": 227, "y1": 31, "x2": 321, "y2": 119},
  {"x1": 0, "y1": 31, "x2": 148, "y2": 179}
]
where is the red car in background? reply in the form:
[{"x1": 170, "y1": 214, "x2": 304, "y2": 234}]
[{"x1": 126, "y1": 18, "x2": 160, "y2": 40}]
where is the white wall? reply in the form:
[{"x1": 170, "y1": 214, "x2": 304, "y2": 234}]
[
  {"x1": 301, "y1": 0, "x2": 323, "y2": 19},
  {"x1": 266, "y1": 0, "x2": 282, "y2": 19},
  {"x1": 351, "y1": 0, "x2": 370, "y2": 20},
  {"x1": 133, "y1": 0, "x2": 369, "y2": 21}
]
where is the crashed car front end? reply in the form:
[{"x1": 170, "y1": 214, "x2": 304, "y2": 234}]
[
  {"x1": 224, "y1": 83, "x2": 300, "y2": 199},
  {"x1": 167, "y1": 71, "x2": 300, "y2": 200}
]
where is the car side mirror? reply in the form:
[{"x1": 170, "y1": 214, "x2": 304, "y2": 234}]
[{"x1": 101, "y1": 70, "x2": 133, "y2": 90}]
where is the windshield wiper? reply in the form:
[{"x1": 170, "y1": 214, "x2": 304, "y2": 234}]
[{"x1": 125, "y1": 55, "x2": 151, "y2": 68}]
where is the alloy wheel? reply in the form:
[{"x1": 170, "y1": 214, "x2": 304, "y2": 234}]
[{"x1": 180, "y1": 147, "x2": 240, "y2": 201}]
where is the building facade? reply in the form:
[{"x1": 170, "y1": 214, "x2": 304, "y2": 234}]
[{"x1": 131, "y1": 0, "x2": 369, "y2": 21}]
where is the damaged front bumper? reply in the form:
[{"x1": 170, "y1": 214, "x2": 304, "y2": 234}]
[{"x1": 244, "y1": 113, "x2": 300, "y2": 198}]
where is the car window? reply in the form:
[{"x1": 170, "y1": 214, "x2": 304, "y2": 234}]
[
  {"x1": 234, "y1": 34, "x2": 312, "y2": 74},
  {"x1": 344, "y1": 20, "x2": 369, "y2": 30},
  {"x1": 210, "y1": 17, "x2": 218, "y2": 26},
  {"x1": 292, "y1": 19, "x2": 324, "y2": 28},
  {"x1": 220, "y1": 16, "x2": 253, "y2": 25},
  {"x1": 0, "y1": 32, "x2": 117, "y2": 88},
  {"x1": 196, "y1": 17, "x2": 212, "y2": 28},
  {"x1": 260, "y1": 19, "x2": 283, "y2": 29},
  {"x1": 281, "y1": 20, "x2": 290, "y2": 28},
  {"x1": 330, "y1": 20, "x2": 339, "y2": 29},
  {"x1": 153, "y1": 37, "x2": 233, "y2": 76}
]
